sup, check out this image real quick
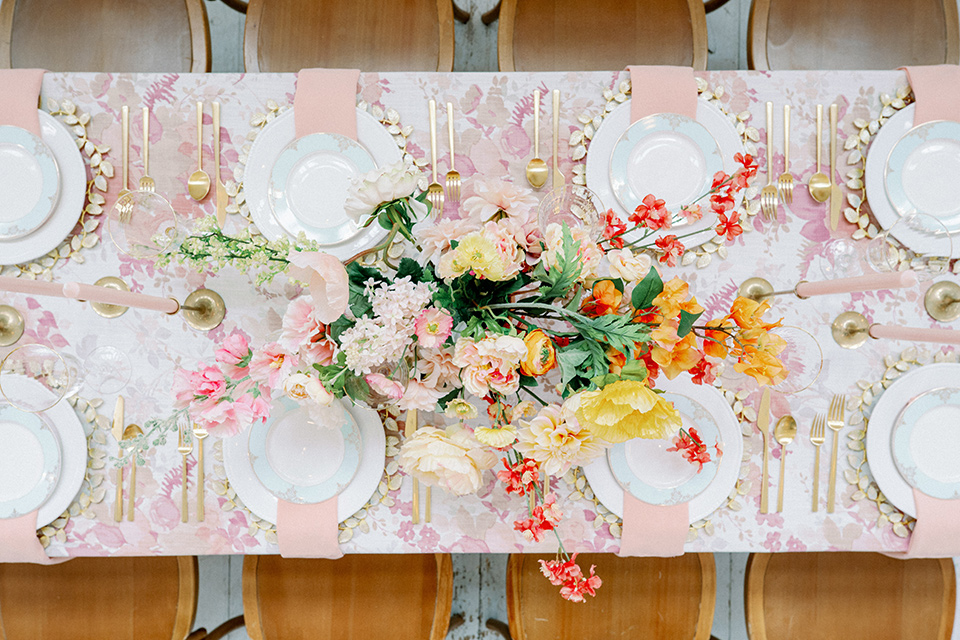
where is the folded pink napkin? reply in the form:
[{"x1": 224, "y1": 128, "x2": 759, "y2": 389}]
[
  {"x1": 0, "y1": 69, "x2": 45, "y2": 135},
  {"x1": 902, "y1": 65, "x2": 960, "y2": 125},
  {"x1": 0, "y1": 512, "x2": 67, "y2": 564},
  {"x1": 628, "y1": 66, "x2": 698, "y2": 122},
  {"x1": 904, "y1": 490, "x2": 960, "y2": 557},
  {"x1": 294, "y1": 68, "x2": 361, "y2": 140},
  {"x1": 276, "y1": 498, "x2": 343, "y2": 559},
  {"x1": 617, "y1": 494, "x2": 688, "y2": 557}
]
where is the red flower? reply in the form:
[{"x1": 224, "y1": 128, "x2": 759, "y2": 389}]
[
  {"x1": 715, "y1": 210, "x2": 743, "y2": 241},
  {"x1": 710, "y1": 190, "x2": 735, "y2": 213},
  {"x1": 711, "y1": 171, "x2": 729, "y2": 189},
  {"x1": 497, "y1": 458, "x2": 540, "y2": 496},
  {"x1": 629, "y1": 194, "x2": 671, "y2": 230},
  {"x1": 539, "y1": 553, "x2": 602, "y2": 602},
  {"x1": 514, "y1": 505, "x2": 556, "y2": 542},
  {"x1": 689, "y1": 358, "x2": 718, "y2": 386},
  {"x1": 654, "y1": 234, "x2": 685, "y2": 267},
  {"x1": 601, "y1": 208, "x2": 627, "y2": 249},
  {"x1": 666, "y1": 427, "x2": 713, "y2": 472}
]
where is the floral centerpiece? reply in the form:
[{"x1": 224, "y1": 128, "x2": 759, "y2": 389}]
[{"x1": 169, "y1": 153, "x2": 785, "y2": 602}]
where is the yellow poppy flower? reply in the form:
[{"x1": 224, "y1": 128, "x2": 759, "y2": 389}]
[{"x1": 575, "y1": 380, "x2": 681, "y2": 443}]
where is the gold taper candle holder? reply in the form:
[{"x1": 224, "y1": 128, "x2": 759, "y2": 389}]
[
  {"x1": 924, "y1": 281, "x2": 960, "y2": 323},
  {"x1": 831, "y1": 311, "x2": 871, "y2": 349},
  {"x1": 180, "y1": 289, "x2": 225, "y2": 332},
  {"x1": 0, "y1": 305, "x2": 24, "y2": 347},
  {"x1": 90, "y1": 276, "x2": 130, "y2": 318},
  {"x1": 738, "y1": 277, "x2": 804, "y2": 302}
]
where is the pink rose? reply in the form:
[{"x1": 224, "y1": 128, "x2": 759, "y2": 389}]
[
  {"x1": 172, "y1": 369, "x2": 200, "y2": 409},
  {"x1": 215, "y1": 333, "x2": 250, "y2": 366},
  {"x1": 249, "y1": 342, "x2": 298, "y2": 388},
  {"x1": 280, "y1": 296, "x2": 324, "y2": 352},
  {"x1": 365, "y1": 373, "x2": 404, "y2": 400},
  {"x1": 195, "y1": 366, "x2": 227, "y2": 401},
  {"x1": 286, "y1": 250, "x2": 349, "y2": 324}
]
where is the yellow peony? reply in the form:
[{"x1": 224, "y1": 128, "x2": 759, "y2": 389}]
[
  {"x1": 437, "y1": 231, "x2": 505, "y2": 281},
  {"x1": 575, "y1": 380, "x2": 681, "y2": 443}
]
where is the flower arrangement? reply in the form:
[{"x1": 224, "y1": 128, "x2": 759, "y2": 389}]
[{"x1": 170, "y1": 155, "x2": 784, "y2": 601}]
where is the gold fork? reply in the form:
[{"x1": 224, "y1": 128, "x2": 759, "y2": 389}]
[
  {"x1": 777, "y1": 104, "x2": 793, "y2": 203},
  {"x1": 427, "y1": 99, "x2": 444, "y2": 214},
  {"x1": 826, "y1": 394, "x2": 846, "y2": 513},
  {"x1": 177, "y1": 416, "x2": 192, "y2": 523},
  {"x1": 760, "y1": 101, "x2": 779, "y2": 221},
  {"x1": 810, "y1": 414, "x2": 826, "y2": 512},
  {"x1": 445, "y1": 101, "x2": 461, "y2": 203}
]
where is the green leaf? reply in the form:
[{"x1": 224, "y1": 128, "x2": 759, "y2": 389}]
[
  {"x1": 620, "y1": 358, "x2": 649, "y2": 382},
  {"x1": 327, "y1": 315, "x2": 353, "y2": 341},
  {"x1": 608, "y1": 278, "x2": 625, "y2": 293},
  {"x1": 396, "y1": 257, "x2": 423, "y2": 282},
  {"x1": 677, "y1": 309, "x2": 703, "y2": 338},
  {"x1": 518, "y1": 375, "x2": 539, "y2": 388},
  {"x1": 631, "y1": 267, "x2": 663, "y2": 310},
  {"x1": 569, "y1": 313, "x2": 650, "y2": 359},
  {"x1": 557, "y1": 346, "x2": 590, "y2": 387},
  {"x1": 436, "y1": 388, "x2": 461, "y2": 412},
  {"x1": 533, "y1": 223, "x2": 583, "y2": 301}
]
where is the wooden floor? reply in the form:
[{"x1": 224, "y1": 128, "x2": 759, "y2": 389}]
[{"x1": 192, "y1": 1, "x2": 960, "y2": 638}]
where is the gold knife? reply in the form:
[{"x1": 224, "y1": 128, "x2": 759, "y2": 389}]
[
  {"x1": 829, "y1": 104, "x2": 841, "y2": 231},
  {"x1": 193, "y1": 422, "x2": 209, "y2": 522},
  {"x1": 112, "y1": 396, "x2": 124, "y2": 522},
  {"x1": 758, "y1": 388, "x2": 771, "y2": 514},
  {"x1": 213, "y1": 101, "x2": 228, "y2": 228},
  {"x1": 552, "y1": 89, "x2": 564, "y2": 191}
]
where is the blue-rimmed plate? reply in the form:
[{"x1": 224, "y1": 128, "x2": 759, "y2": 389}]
[
  {"x1": 267, "y1": 132, "x2": 377, "y2": 243},
  {"x1": 891, "y1": 386, "x2": 960, "y2": 499},
  {"x1": 609, "y1": 113, "x2": 723, "y2": 214},
  {"x1": 606, "y1": 392, "x2": 722, "y2": 506},
  {"x1": 248, "y1": 398, "x2": 362, "y2": 504},
  {"x1": 0, "y1": 126, "x2": 61, "y2": 240},
  {"x1": 884, "y1": 120, "x2": 960, "y2": 232},
  {"x1": 0, "y1": 403, "x2": 61, "y2": 518}
]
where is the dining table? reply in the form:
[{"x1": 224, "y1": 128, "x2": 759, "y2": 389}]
[{"x1": 0, "y1": 68, "x2": 954, "y2": 559}]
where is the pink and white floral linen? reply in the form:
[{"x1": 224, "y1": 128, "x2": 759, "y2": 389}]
[{"x1": 6, "y1": 70, "x2": 940, "y2": 558}]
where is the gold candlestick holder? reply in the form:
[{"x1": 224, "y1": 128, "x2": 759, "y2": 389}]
[
  {"x1": 0, "y1": 305, "x2": 24, "y2": 347},
  {"x1": 924, "y1": 281, "x2": 960, "y2": 323},
  {"x1": 738, "y1": 277, "x2": 806, "y2": 302},
  {"x1": 89, "y1": 276, "x2": 130, "y2": 318},
  {"x1": 831, "y1": 311, "x2": 871, "y2": 349},
  {"x1": 84, "y1": 277, "x2": 225, "y2": 332}
]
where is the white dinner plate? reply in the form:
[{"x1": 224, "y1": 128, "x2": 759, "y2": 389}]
[
  {"x1": 224, "y1": 398, "x2": 385, "y2": 524},
  {"x1": 0, "y1": 375, "x2": 86, "y2": 527},
  {"x1": 865, "y1": 362, "x2": 960, "y2": 517},
  {"x1": 884, "y1": 120, "x2": 960, "y2": 227},
  {"x1": 0, "y1": 112, "x2": 85, "y2": 265},
  {"x1": 583, "y1": 377, "x2": 742, "y2": 522},
  {"x1": 248, "y1": 398, "x2": 362, "y2": 504},
  {"x1": 586, "y1": 99, "x2": 744, "y2": 245},
  {"x1": 891, "y1": 387, "x2": 960, "y2": 499},
  {"x1": 0, "y1": 126, "x2": 61, "y2": 240},
  {"x1": 607, "y1": 392, "x2": 722, "y2": 505},
  {"x1": 247, "y1": 109, "x2": 402, "y2": 260},
  {"x1": 0, "y1": 404, "x2": 61, "y2": 518},
  {"x1": 866, "y1": 104, "x2": 960, "y2": 255}
]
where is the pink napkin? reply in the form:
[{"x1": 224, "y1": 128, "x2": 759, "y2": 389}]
[
  {"x1": 294, "y1": 68, "x2": 361, "y2": 139},
  {"x1": 904, "y1": 490, "x2": 960, "y2": 557},
  {"x1": 628, "y1": 66, "x2": 698, "y2": 122},
  {"x1": 0, "y1": 69, "x2": 45, "y2": 135},
  {"x1": 902, "y1": 65, "x2": 960, "y2": 125},
  {"x1": 0, "y1": 512, "x2": 66, "y2": 564},
  {"x1": 617, "y1": 495, "x2": 688, "y2": 557},
  {"x1": 276, "y1": 499, "x2": 343, "y2": 559}
]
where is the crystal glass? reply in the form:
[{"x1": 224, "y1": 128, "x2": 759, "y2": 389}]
[
  {"x1": 866, "y1": 213, "x2": 953, "y2": 280},
  {"x1": 0, "y1": 344, "x2": 82, "y2": 412},
  {"x1": 769, "y1": 326, "x2": 823, "y2": 395},
  {"x1": 343, "y1": 359, "x2": 410, "y2": 409},
  {"x1": 107, "y1": 190, "x2": 180, "y2": 259},
  {"x1": 818, "y1": 239, "x2": 862, "y2": 279},
  {"x1": 83, "y1": 345, "x2": 132, "y2": 394},
  {"x1": 537, "y1": 184, "x2": 602, "y2": 241}
]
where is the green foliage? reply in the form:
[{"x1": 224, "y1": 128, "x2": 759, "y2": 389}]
[
  {"x1": 677, "y1": 309, "x2": 703, "y2": 338},
  {"x1": 631, "y1": 267, "x2": 663, "y2": 310},
  {"x1": 568, "y1": 313, "x2": 650, "y2": 359},
  {"x1": 531, "y1": 224, "x2": 582, "y2": 301}
]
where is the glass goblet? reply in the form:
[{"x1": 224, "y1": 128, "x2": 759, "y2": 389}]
[
  {"x1": 866, "y1": 213, "x2": 952, "y2": 280},
  {"x1": 107, "y1": 190, "x2": 180, "y2": 259},
  {"x1": 537, "y1": 184, "x2": 603, "y2": 242},
  {"x1": 0, "y1": 344, "x2": 82, "y2": 412}
]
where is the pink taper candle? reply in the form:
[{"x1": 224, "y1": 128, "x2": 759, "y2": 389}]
[
  {"x1": 0, "y1": 276, "x2": 66, "y2": 298},
  {"x1": 869, "y1": 324, "x2": 960, "y2": 345},
  {"x1": 795, "y1": 270, "x2": 918, "y2": 298},
  {"x1": 62, "y1": 282, "x2": 179, "y2": 314}
]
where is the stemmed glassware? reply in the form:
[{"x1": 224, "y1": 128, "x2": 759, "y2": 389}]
[{"x1": 0, "y1": 344, "x2": 82, "y2": 412}]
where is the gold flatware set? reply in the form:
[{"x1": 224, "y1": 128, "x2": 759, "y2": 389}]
[
  {"x1": 111, "y1": 395, "x2": 146, "y2": 522},
  {"x1": 757, "y1": 391, "x2": 846, "y2": 514},
  {"x1": 808, "y1": 103, "x2": 842, "y2": 231}
]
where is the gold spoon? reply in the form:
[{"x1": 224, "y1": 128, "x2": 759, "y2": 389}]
[
  {"x1": 122, "y1": 424, "x2": 144, "y2": 521},
  {"x1": 774, "y1": 415, "x2": 797, "y2": 513},
  {"x1": 187, "y1": 102, "x2": 210, "y2": 201},
  {"x1": 808, "y1": 104, "x2": 831, "y2": 203},
  {"x1": 526, "y1": 90, "x2": 548, "y2": 189},
  {"x1": 119, "y1": 105, "x2": 130, "y2": 201}
]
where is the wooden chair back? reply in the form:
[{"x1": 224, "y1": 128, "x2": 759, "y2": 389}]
[
  {"x1": 745, "y1": 552, "x2": 956, "y2": 639},
  {"x1": 748, "y1": 0, "x2": 960, "y2": 69},
  {"x1": 505, "y1": 553, "x2": 716, "y2": 640},
  {"x1": 243, "y1": 0, "x2": 455, "y2": 72},
  {"x1": 242, "y1": 553, "x2": 454, "y2": 640},
  {"x1": 0, "y1": 0, "x2": 210, "y2": 72},
  {"x1": 0, "y1": 556, "x2": 198, "y2": 640},
  {"x1": 497, "y1": 0, "x2": 708, "y2": 71}
]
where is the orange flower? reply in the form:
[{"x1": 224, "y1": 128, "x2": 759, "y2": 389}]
[
  {"x1": 728, "y1": 296, "x2": 772, "y2": 330},
  {"x1": 519, "y1": 329, "x2": 557, "y2": 376},
  {"x1": 652, "y1": 277, "x2": 690, "y2": 318},
  {"x1": 650, "y1": 318, "x2": 680, "y2": 351},
  {"x1": 734, "y1": 345, "x2": 787, "y2": 386},
  {"x1": 703, "y1": 318, "x2": 733, "y2": 359},
  {"x1": 580, "y1": 280, "x2": 622, "y2": 317},
  {"x1": 607, "y1": 347, "x2": 626, "y2": 375},
  {"x1": 651, "y1": 333, "x2": 703, "y2": 380}
]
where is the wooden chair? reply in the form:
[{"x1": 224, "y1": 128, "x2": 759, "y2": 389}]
[
  {"x1": 0, "y1": 556, "x2": 240, "y2": 639},
  {"x1": 242, "y1": 553, "x2": 455, "y2": 639},
  {"x1": 496, "y1": 0, "x2": 708, "y2": 71},
  {"x1": 745, "y1": 553, "x2": 956, "y2": 639},
  {"x1": 748, "y1": 0, "x2": 960, "y2": 69},
  {"x1": 243, "y1": 0, "x2": 455, "y2": 72},
  {"x1": 495, "y1": 553, "x2": 716, "y2": 640},
  {"x1": 0, "y1": 0, "x2": 210, "y2": 72},
  {"x1": 220, "y1": 0, "x2": 471, "y2": 24}
]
